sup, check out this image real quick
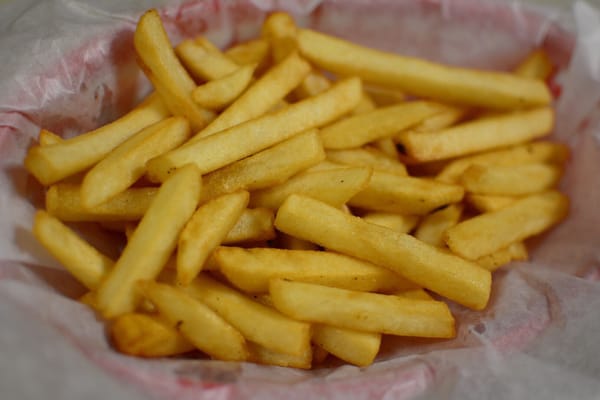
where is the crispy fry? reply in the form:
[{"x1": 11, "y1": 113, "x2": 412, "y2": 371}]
[
  {"x1": 222, "y1": 208, "x2": 276, "y2": 244},
  {"x1": 192, "y1": 64, "x2": 255, "y2": 110},
  {"x1": 465, "y1": 194, "x2": 517, "y2": 213},
  {"x1": 247, "y1": 342, "x2": 312, "y2": 369},
  {"x1": 476, "y1": 241, "x2": 528, "y2": 271},
  {"x1": 414, "y1": 204, "x2": 463, "y2": 247},
  {"x1": 224, "y1": 39, "x2": 270, "y2": 67},
  {"x1": 312, "y1": 325, "x2": 381, "y2": 367},
  {"x1": 326, "y1": 147, "x2": 407, "y2": 176},
  {"x1": 176, "y1": 38, "x2": 239, "y2": 81},
  {"x1": 361, "y1": 212, "x2": 420, "y2": 234}
]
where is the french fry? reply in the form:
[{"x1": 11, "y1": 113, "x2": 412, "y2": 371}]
[
  {"x1": 46, "y1": 184, "x2": 157, "y2": 222},
  {"x1": 192, "y1": 64, "x2": 255, "y2": 110},
  {"x1": 395, "y1": 106, "x2": 468, "y2": 142},
  {"x1": 326, "y1": 148, "x2": 407, "y2": 176},
  {"x1": 134, "y1": 10, "x2": 214, "y2": 130},
  {"x1": 276, "y1": 232, "x2": 320, "y2": 251},
  {"x1": 110, "y1": 313, "x2": 195, "y2": 357},
  {"x1": 361, "y1": 212, "x2": 420, "y2": 234},
  {"x1": 214, "y1": 247, "x2": 417, "y2": 294},
  {"x1": 459, "y1": 163, "x2": 562, "y2": 196},
  {"x1": 39, "y1": 129, "x2": 62, "y2": 146},
  {"x1": 261, "y1": 12, "x2": 299, "y2": 62},
  {"x1": 364, "y1": 84, "x2": 406, "y2": 106},
  {"x1": 247, "y1": 342, "x2": 312, "y2": 369},
  {"x1": 180, "y1": 274, "x2": 311, "y2": 357},
  {"x1": 222, "y1": 208, "x2": 276, "y2": 244},
  {"x1": 138, "y1": 281, "x2": 248, "y2": 361},
  {"x1": 297, "y1": 29, "x2": 551, "y2": 109},
  {"x1": 401, "y1": 108, "x2": 554, "y2": 162},
  {"x1": 372, "y1": 137, "x2": 400, "y2": 159},
  {"x1": 274, "y1": 195, "x2": 491, "y2": 310},
  {"x1": 514, "y1": 49, "x2": 554, "y2": 80},
  {"x1": 465, "y1": 194, "x2": 517, "y2": 213},
  {"x1": 146, "y1": 77, "x2": 361, "y2": 182},
  {"x1": 476, "y1": 241, "x2": 528, "y2": 271},
  {"x1": 445, "y1": 191, "x2": 568, "y2": 260},
  {"x1": 25, "y1": 93, "x2": 169, "y2": 185},
  {"x1": 32, "y1": 211, "x2": 113, "y2": 290},
  {"x1": 348, "y1": 171, "x2": 464, "y2": 215},
  {"x1": 312, "y1": 325, "x2": 381, "y2": 367},
  {"x1": 414, "y1": 204, "x2": 463, "y2": 247},
  {"x1": 81, "y1": 117, "x2": 190, "y2": 208},
  {"x1": 95, "y1": 165, "x2": 201, "y2": 318},
  {"x1": 177, "y1": 191, "x2": 249, "y2": 285},
  {"x1": 270, "y1": 279, "x2": 455, "y2": 338},
  {"x1": 198, "y1": 129, "x2": 325, "y2": 202},
  {"x1": 224, "y1": 39, "x2": 270, "y2": 67},
  {"x1": 436, "y1": 141, "x2": 569, "y2": 183},
  {"x1": 351, "y1": 91, "x2": 377, "y2": 115},
  {"x1": 249, "y1": 166, "x2": 372, "y2": 210},
  {"x1": 320, "y1": 101, "x2": 443, "y2": 149},
  {"x1": 396, "y1": 289, "x2": 434, "y2": 301},
  {"x1": 176, "y1": 38, "x2": 239, "y2": 81}
]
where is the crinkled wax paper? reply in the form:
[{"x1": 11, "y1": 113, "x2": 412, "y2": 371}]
[{"x1": 1, "y1": 1, "x2": 600, "y2": 399}]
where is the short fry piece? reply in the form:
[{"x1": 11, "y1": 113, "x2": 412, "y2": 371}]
[
  {"x1": 465, "y1": 194, "x2": 517, "y2": 213},
  {"x1": 361, "y1": 212, "x2": 419, "y2": 234},
  {"x1": 476, "y1": 242, "x2": 528, "y2": 271},
  {"x1": 275, "y1": 195, "x2": 491, "y2": 310},
  {"x1": 270, "y1": 279, "x2": 455, "y2": 338},
  {"x1": 138, "y1": 281, "x2": 248, "y2": 361},
  {"x1": 248, "y1": 342, "x2": 312, "y2": 369},
  {"x1": 224, "y1": 39, "x2": 270, "y2": 66},
  {"x1": 95, "y1": 165, "x2": 201, "y2": 318},
  {"x1": 223, "y1": 208, "x2": 275, "y2": 244},
  {"x1": 326, "y1": 148, "x2": 407, "y2": 176},
  {"x1": 39, "y1": 129, "x2": 62, "y2": 146},
  {"x1": 177, "y1": 191, "x2": 249, "y2": 285},
  {"x1": 312, "y1": 325, "x2": 381, "y2": 367},
  {"x1": 176, "y1": 38, "x2": 238, "y2": 81},
  {"x1": 445, "y1": 191, "x2": 568, "y2": 260},
  {"x1": 33, "y1": 211, "x2": 113, "y2": 290},
  {"x1": 192, "y1": 64, "x2": 255, "y2": 110},
  {"x1": 514, "y1": 49, "x2": 554, "y2": 80},
  {"x1": 414, "y1": 204, "x2": 463, "y2": 247}
]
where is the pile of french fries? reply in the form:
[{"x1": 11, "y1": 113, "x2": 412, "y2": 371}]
[{"x1": 25, "y1": 9, "x2": 569, "y2": 369}]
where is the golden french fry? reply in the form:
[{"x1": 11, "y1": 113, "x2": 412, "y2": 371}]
[
  {"x1": 138, "y1": 281, "x2": 248, "y2": 361},
  {"x1": 25, "y1": 93, "x2": 169, "y2": 185},
  {"x1": 395, "y1": 106, "x2": 467, "y2": 140},
  {"x1": 146, "y1": 77, "x2": 361, "y2": 182},
  {"x1": 445, "y1": 191, "x2": 568, "y2": 260},
  {"x1": 414, "y1": 204, "x2": 463, "y2": 247},
  {"x1": 476, "y1": 241, "x2": 528, "y2": 271},
  {"x1": 352, "y1": 91, "x2": 377, "y2": 115},
  {"x1": 371, "y1": 137, "x2": 399, "y2": 159},
  {"x1": 401, "y1": 108, "x2": 554, "y2": 162},
  {"x1": 224, "y1": 39, "x2": 270, "y2": 66},
  {"x1": 222, "y1": 208, "x2": 276, "y2": 244},
  {"x1": 270, "y1": 279, "x2": 455, "y2": 338},
  {"x1": 134, "y1": 10, "x2": 214, "y2": 130},
  {"x1": 179, "y1": 274, "x2": 311, "y2": 357},
  {"x1": 361, "y1": 212, "x2": 420, "y2": 234},
  {"x1": 293, "y1": 71, "x2": 331, "y2": 99},
  {"x1": 396, "y1": 289, "x2": 434, "y2": 301},
  {"x1": 261, "y1": 12, "x2": 298, "y2": 62},
  {"x1": 249, "y1": 166, "x2": 372, "y2": 210},
  {"x1": 81, "y1": 117, "x2": 190, "y2": 208},
  {"x1": 32, "y1": 211, "x2": 113, "y2": 290},
  {"x1": 95, "y1": 165, "x2": 201, "y2": 318},
  {"x1": 348, "y1": 171, "x2": 464, "y2": 215},
  {"x1": 247, "y1": 342, "x2": 312, "y2": 369},
  {"x1": 326, "y1": 148, "x2": 407, "y2": 176},
  {"x1": 177, "y1": 191, "x2": 249, "y2": 285},
  {"x1": 320, "y1": 101, "x2": 443, "y2": 149},
  {"x1": 364, "y1": 84, "x2": 406, "y2": 106},
  {"x1": 312, "y1": 324, "x2": 381, "y2": 367},
  {"x1": 39, "y1": 129, "x2": 62, "y2": 146},
  {"x1": 176, "y1": 38, "x2": 239, "y2": 81},
  {"x1": 460, "y1": 163, "x2": 562, "y2": 196},
  {"x1": 465, "y1": 194, "x2": 517, "y2": 213},
  {"x1": 514, "y1": 49, "x2": 554, "y2": 80},
  {"x1": 192, "y1": 64, "x2": 255, "y2": 110},
  {"x1": 198, "y1": 129, "x2": 325, "y2": 202},
  {"x1": 276, "y1": 232, "x2": 320, "y2": 251},
  {"x1": 110, "y1": 313, "x2": 195, "y2": 357},
  {"x1": 214, "y1": 246, "x2": 416, "y2": 294},
  {"x1": 297, "y1": 29, "x2": 551, "y2": 109},
  {"x1": 436, "y1": 141, "x2": 569, "y2": 183},
  {"x1": 46, "y1": 184, "x2": 157, "y2": 222},
  {"x1": 274, "y1": 195, "x2": 491, "y2": 310}
]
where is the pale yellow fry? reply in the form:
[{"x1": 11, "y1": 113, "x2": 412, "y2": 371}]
[
  {"x1": 176, "y1": 38, "x2": 239, "y2": 81},
  {"x1": 460, "y1": 163, "x2": 562, "y2": 196},
  {"x1": 352, "y1": 92, "x2": 377, "y2": 115},
  {"x1": 81, "y1": 117, "x2": 190, "y2": 208},
  {"x1": 249, "y1": 166, "x2": 372, "y2": 210},
  {"x1": 32, "y1": 211, "x2": 113, "y2": 290},
  {"x1": 275, "y1": 195, "x2": 491, "y2": 310},
  {"x1": 270, "y1": 279, "x2": 455, "y2": 338},
  {"x1": 179, "y1": 274, "x2": 311, "y2": 357},
  {"x1": 46, "y1": 184, "x2": 157, "y2": 222},
  {"x1": 320, "y1": 101, "x2": 443, "y2": 149},
  {"x1": 138, "y1": 281, "x2": 248, "y2": 361},
  {"x1": 401, "y1": 108, "x2": 554, "y2": 162},
  {"x1": 466, "y1": 194, "x2": 517, "y2": 213},
  {"x1": 95, "y1": 165, "x2": 201, "y2": 318},
  {"x1": 261, "y1": 11, "x2": 299, "y2": 63},
  {"x1": 396, "y1": 289, "x2": 434, "y2": 301},
  {"x1": 414, "y1": 204, "x2": 463, "y2": 247},
  {"x1": 312, "y1": 324, "x2": 380, "y2": 367},
  {"x1": 445, "y1": 191, "x2": 568, "y2": 260},
  {"x1": 297, "y1": 29, "x2": 551, "y2": 109},
  {"x1": 348, "y1": 171, "x2": 464, "y2": 215},
  {"x1": 39, "y1": 129, "x2": 62, "y2": 146},
  {"x1": 397, "y1": 106, "x2": 467, "y2": 138},
  {"x1": 247, "y1": 342, "x2": 312, "y2": 369},
  {"x1": 192, "y1": 64, "x2": 255, "y2": 110},
  {"x1": 476, "y1": 241, "x2": 528, "y2": 272},
  {"x1": 24, "y1": 93, "x2": 169, "y2": 185},
  {"x1": 191, "y1": 51, "x2": 311, "y2": 141},
  {"x1": 146, "y1": 78, "x2": 361, "y2": 182},
  {"x1": 110, "y1": 313, "x2": 195, "y2": 357},
  {"x1": 177, "y1": 191, "x2": 249, "y2": 285},
  {"x1": 198, "y1": 129, "x2": 325, "y2": 202},
  {"x1": 293, "y1": 71, "x2": 331, "y2": 99},
  {"x1": 436, "y1": 141, "x2": 570, "y2": 183},
  {"x1": 514, "y1": 49, "x2": 554, "y2": 80},
  {"x1": 224, "y1": 39, "x2": 270, "y2": 66},
  {"x1": 364, "y1": 84, "x2": 406, "y2": 106},
  {"x1": 371, "y1": 137, "x2": 399, "y2": 159},
  {"x1": 326, "y1": 147, "x2": 407, "y2": 176},
  {"x1": 134, "y1": 10, "x2": 214, "y2": 131},
  {"x1": 214, "y1": 246, "x2": 416, "y2": 294},
  {"x1": 361, "y1": 212, "x2": 420, "y2": 234},
  {"x1": 222, "y1": 208, "x2": 275, "y2": 244}
]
